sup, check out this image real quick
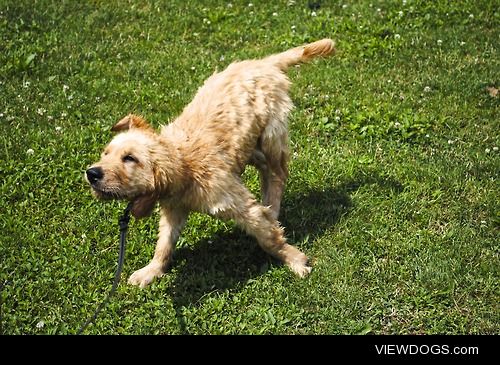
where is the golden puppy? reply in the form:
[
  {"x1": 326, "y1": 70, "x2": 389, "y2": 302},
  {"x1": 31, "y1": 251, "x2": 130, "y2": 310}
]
[{"x1": 86, "y1": 39, "x2": 335, "y2": 287}]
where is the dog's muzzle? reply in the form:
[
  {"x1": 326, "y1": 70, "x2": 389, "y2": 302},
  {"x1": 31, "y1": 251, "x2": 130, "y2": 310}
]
[{"x1": 86, "y1": 166, "x2": 104, "y2": 185}]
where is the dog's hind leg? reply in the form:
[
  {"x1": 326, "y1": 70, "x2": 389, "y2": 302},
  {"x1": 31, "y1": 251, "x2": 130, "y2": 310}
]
[
  {"x1": 128, "y1": 205, "x2": 187, "y2": 288},
  {"x1": 216, "y1": 181, "x2": 311, "y2": 277},
  {"x1": 255, "y1": 118, "x2": 290, "y2": 220}
]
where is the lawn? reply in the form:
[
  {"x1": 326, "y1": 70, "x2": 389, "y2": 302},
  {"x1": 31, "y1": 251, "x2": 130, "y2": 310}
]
[{"x1": 0, "y1": 0, "x2": 498, "y2": 335}]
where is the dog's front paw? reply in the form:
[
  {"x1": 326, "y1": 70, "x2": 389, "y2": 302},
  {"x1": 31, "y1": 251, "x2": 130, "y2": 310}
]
[{"x1": 128, "y1": 264, "x2": 164, "y2": 288}]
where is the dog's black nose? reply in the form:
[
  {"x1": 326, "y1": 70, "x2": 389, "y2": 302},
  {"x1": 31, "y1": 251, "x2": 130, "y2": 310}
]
[{"x1": 86, "y1": 167, "x2": 104, "y2": 184}]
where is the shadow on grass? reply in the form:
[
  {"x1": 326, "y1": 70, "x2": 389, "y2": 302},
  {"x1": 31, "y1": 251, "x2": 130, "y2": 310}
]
[{"x1": 168, "y1": 170, "x2": 403, "y2": 333}]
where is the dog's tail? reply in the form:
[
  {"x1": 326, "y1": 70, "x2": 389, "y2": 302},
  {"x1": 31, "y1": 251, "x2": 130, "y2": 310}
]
[{"x1": 266, "y1": 38, "x2": 335, "y2": 71}]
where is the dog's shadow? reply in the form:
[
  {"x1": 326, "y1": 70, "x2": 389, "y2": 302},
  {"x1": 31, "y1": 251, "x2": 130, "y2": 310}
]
[{"x1": 168, "y1": 171, "x2": 403, "y2": 332}]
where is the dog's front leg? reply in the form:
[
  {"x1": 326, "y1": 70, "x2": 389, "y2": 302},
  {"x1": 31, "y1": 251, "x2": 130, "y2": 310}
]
[{"x1": 128, "y1": 206, "x2": 187, "y2": 288}]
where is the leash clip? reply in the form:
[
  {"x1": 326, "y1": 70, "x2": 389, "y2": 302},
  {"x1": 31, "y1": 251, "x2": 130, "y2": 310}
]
[{"x1": 119, "y1": 202, "x2": 132, "y2": 232}]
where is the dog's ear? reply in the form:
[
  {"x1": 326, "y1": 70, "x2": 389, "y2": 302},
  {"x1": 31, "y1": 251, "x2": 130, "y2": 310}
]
[
  {"x1": 111, "y1": 114, "x2": 153, "y2": 132},
  {"x1": 130, "y1": 193, "x2": 158, "y2": 219}
]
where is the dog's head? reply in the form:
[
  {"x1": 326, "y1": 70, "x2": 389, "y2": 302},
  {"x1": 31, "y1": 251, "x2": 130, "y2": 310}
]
[{"x1": 85, "y1": 114, "x2": 161, "y2": 218}]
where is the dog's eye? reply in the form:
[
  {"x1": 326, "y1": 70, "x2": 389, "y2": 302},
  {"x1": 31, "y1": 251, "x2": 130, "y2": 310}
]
[{"x1": 122, "y1": 154, "x2": 137, "y2": 163}]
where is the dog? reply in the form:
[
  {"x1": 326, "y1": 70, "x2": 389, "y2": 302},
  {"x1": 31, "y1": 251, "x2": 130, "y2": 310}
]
[{"x1": 86, "y1": 39, "x2": 335, "y2": 288}]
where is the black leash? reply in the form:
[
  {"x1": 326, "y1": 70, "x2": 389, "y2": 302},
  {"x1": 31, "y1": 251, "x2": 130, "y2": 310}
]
[{"x1": 77, "y1": 202, "x2": 132, "y2": 335}]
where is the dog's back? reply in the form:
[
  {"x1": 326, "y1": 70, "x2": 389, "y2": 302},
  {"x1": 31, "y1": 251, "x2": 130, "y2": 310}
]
[{"x1": 167, "y1": 39, "x2": 335, "y2": 175}]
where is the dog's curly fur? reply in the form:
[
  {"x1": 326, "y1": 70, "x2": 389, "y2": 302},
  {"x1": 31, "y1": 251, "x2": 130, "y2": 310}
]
[{"x1": 86, "y1": 39, "x2": 335, "y2": 288}]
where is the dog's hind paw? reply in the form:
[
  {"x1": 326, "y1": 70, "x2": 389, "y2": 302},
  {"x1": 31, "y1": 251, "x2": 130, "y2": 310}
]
[
  {"x1": 287, "y1": 256, "x2": 312, "y2": 278},
  {"x1": 290, "y1": 263, "x2": 312, "y2": 278},
  {"x1": 128, "y1": 263, "x2": 165, "y2": 288}
]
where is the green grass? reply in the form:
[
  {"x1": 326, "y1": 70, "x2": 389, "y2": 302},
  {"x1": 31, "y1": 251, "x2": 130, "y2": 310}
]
[{"x1": 0, "y1": 0, "x2": 498, "y2": 335}]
